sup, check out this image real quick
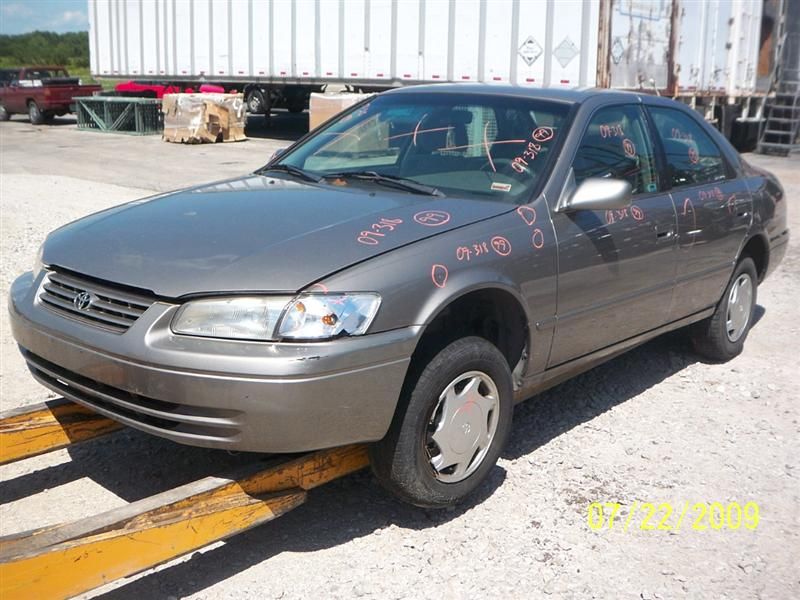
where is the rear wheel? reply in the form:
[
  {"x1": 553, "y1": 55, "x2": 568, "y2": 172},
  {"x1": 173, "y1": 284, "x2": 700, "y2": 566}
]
[
  {"x1": 28, "y1": 101, "x2": 45, "y2": 125},
  {"x1": 0, "y1": 104, "x2": 9, "y2": 121},
  {"x1": 370, "y1": 336, "x2": 513, "y2": 507},
  {"x1": 691, "y1": 257, "x2": 758, "y2": 361}
]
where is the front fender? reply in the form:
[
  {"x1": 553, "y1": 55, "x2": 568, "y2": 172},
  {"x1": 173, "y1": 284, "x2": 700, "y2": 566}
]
[{"x1": 315, "y1": 205, "x2": 558, "y2": 374}]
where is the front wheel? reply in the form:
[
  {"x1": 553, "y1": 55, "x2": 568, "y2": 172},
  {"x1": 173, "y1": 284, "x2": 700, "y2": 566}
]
[
  {"x1": 0, "y1": 104, "x2": 9, "y2": 121},
  {"x1": 691, "y1": 257, "x2": 758, "y2": 361},
  {"x1": 370, "y1": 337, "x2": 513, "y2": 507}
]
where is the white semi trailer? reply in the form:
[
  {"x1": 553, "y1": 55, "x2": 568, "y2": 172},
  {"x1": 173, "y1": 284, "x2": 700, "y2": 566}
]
[{"x1": 89, "y1": 0, "x2": 784, "y2": 143}]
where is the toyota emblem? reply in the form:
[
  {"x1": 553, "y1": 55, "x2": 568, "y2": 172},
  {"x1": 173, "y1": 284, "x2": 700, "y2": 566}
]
[{"x1": 73, "y1": 291, "x2": 92, "y2": 311}]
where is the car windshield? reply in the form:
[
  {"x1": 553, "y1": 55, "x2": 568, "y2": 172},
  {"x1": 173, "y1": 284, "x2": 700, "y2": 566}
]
[{"x1": 274, "y1": 92, "x2": 570, "y2": 201}]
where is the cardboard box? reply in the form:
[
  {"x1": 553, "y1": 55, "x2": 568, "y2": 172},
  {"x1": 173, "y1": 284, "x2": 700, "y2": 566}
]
[
  {"x1": 309, "y1": 92, "x2": 373, "y2": 131},
  {"x1": 162, "y1": 93, "x2": 247, "y2": 143}
]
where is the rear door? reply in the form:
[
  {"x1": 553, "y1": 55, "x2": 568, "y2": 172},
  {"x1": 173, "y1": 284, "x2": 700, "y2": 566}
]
[
  {"x1": 646, "y1": 106, "x2": 752, "y2": 318},
  {"x1": 548, "y1": 103, "x2": 678, "y2": 366}
]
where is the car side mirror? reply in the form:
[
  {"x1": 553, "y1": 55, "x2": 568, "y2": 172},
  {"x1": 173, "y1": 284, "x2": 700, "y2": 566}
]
[{"x1": 557, "y1": 175, "x2": 632, "y2": 213}]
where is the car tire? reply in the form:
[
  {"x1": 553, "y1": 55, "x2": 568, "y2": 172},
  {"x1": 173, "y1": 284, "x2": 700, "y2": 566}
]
[
  {"x1": 691, "y1": 257, "x2": 758, "y2": 362},
  {"x1": 370, "y1": 336, "x2": 513, "y2": 508},
  {"x1": 28, "y1": 101, "x2": 45, "y2": 125},
  {"x1": 0, "y1": 104, "x2": 9, "y2": 121}
]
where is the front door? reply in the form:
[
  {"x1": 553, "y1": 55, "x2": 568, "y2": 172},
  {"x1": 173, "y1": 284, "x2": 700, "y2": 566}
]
[{"x1": 547, "y1": 104, "x2": 678, "y2": 367}]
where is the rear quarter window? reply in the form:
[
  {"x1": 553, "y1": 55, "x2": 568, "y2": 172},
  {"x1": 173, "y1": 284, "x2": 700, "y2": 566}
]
[{"x1": 648, "y1": 106, "x2": 729, "y2": 188}]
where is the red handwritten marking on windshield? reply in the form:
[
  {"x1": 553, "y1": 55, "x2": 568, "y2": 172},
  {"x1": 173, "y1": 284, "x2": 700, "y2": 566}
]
[
  {"x1": 512, "y1": 128, "x2": 555, "y2": 173},
  {"x1": 483, "y1": 122, "x2": 496, "y2": 172},
  {"x1": 531, "y1": 228, "x2": 545, "y2": 249},
  {"x1": 414, "y1": 210, "x2": 451, "y2": 227},
  {"x1": 491, "y1": 236, "x2": 512, "y2": 256},
  {"x1": 631, "y1": 205, "x2": 645, "y2": 221},
  {"x1": 412, "y1": 113, "x2": 428, "y2": 146},
  {"x1": 309, "y1": 283, "x2": 329, "y2": 293},
  {"x1": 532, "y1": 127, "x2": 554, "y2": 142},
  {"x1": 431, "y1": 264, "x2": 449, "y2": 288},
  {"x1": 516, "y1": 205, "x2": 537, "y2": 226},
  {"x1": 388, "y1": 126, "x2": 452, "y2": 142},
  {"x1": 622, "y1": 138, "x2": 636, "y2": 158}
]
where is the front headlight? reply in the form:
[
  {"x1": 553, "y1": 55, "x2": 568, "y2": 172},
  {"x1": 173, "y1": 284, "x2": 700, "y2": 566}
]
[
  {"x1": 172, "y1": 297, "x2": 292, "y2": 340},
  {"x1": 277, "y1": 293, "x2": 381, "y2": 340},
  {"x1": 171, "y1": 293, "x2": 381, "y2": 341}
]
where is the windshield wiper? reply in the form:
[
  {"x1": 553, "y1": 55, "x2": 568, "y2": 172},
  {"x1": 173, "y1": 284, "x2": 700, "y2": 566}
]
[
  {"x1": 325, "y1": 171, "x2": 442, "y2": 196},
  {"x1": 257, "y1": 163, "x2": 323, "y2": 183}
]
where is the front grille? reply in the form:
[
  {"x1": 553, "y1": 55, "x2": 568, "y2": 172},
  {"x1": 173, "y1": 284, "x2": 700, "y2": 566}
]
[
  {"x1": 38, "y1": 270, "x2": 154, "y2": 333},
  {"x1": 22, "y1": 349, "x2": 242, "y2": 441}
]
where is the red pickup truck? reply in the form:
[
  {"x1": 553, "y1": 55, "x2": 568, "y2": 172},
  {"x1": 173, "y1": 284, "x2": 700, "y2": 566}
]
[{"x1": 0, "y1": 66, "x2": 102, "y2": 124}]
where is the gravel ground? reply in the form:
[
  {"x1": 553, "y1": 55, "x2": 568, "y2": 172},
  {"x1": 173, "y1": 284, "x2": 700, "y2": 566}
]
[{"x1": 1, "y1": 117, "x2": 798, "y2": 599}]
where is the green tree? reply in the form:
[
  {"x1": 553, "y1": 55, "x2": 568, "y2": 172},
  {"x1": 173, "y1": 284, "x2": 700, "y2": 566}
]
[{"x1": 0, "y1": 31, "x2": 90, "y2": 69}]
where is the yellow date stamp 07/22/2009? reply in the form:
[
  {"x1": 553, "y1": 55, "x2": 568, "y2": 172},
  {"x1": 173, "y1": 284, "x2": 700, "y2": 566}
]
[{"x1": 587, "y1": 501, "x2": 760, "y2": 532}]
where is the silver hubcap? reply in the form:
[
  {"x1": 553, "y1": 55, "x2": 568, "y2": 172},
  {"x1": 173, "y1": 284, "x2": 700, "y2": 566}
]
[
  {"x1": 426, "y1": 371, "x2": 499, "y2": 483},
  {"x1": 726, "y1": 273, "x2": 753, "y2": 342}
]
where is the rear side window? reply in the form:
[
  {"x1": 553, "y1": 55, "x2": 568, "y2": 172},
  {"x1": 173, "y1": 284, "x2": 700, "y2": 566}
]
[
  {"x1": 648, "y1": 107, "x2": 728, "y2": 187},
  {"x1": 572, "y1": 105, "x2": 659, "y2": 195}
]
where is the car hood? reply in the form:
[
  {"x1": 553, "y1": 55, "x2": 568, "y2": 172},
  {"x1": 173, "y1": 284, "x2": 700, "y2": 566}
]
[{"x1": 43, "y1": 175, "x2": 512, "y2": 298}]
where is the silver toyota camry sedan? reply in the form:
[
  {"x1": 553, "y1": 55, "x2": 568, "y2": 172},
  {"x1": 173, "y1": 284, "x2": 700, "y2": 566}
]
[{"x1": 9, "y1": 85, "x2": 789, "y2": 506}]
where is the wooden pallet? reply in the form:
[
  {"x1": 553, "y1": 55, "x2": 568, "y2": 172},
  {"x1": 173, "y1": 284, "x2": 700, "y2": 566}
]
[{"x1": 0, "y1": 400, "x2": 369, "y2": 600}]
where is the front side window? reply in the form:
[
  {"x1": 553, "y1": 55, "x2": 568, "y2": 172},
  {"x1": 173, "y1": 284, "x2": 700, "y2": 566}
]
[
  {"x1": 276, "y1": 93, "x2": 571, "y2": 201},
  {"x1": 648, "y1": 106, "x2": 728, "y2": 188},
  {"x1": 572, "y1": 105, "x2": 660, "y2": 195}
]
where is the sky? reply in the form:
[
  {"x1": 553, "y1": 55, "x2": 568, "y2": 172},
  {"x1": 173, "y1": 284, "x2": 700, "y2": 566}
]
[{"x1": 0, "y1": 0, "x2": 89, "y2": 35}]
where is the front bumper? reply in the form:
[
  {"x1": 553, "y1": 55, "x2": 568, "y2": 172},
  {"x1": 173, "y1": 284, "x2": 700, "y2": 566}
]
[{"x1": 9, "y1": 272, "x2": 418, "y2": 452}]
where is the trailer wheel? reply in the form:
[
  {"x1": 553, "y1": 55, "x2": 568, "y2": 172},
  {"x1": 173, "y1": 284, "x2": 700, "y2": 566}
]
[
  {"x1": 28, "y1": 101, "x2": 45, "y2": 125},
  {"x1": 0, "y1": 104, "x2": 9, "y2": 121},
  {"x1": 246, "y1": 89, "x2": 267, "y2": 114}
]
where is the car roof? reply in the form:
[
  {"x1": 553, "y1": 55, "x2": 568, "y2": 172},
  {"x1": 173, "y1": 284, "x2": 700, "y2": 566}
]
[{"x1": 383, "y1": 83, "x2": 648, "y2": 105}]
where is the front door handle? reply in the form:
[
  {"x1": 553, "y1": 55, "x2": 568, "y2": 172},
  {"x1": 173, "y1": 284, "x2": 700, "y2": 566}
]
[{"x1": 656, "y1": 227, "x2": 675, "y2": 241}]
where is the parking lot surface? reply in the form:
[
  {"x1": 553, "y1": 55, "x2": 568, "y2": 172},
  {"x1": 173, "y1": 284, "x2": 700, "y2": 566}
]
[{"x1": 1, "y1": 115, "x2": 798, "y2": 599}]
